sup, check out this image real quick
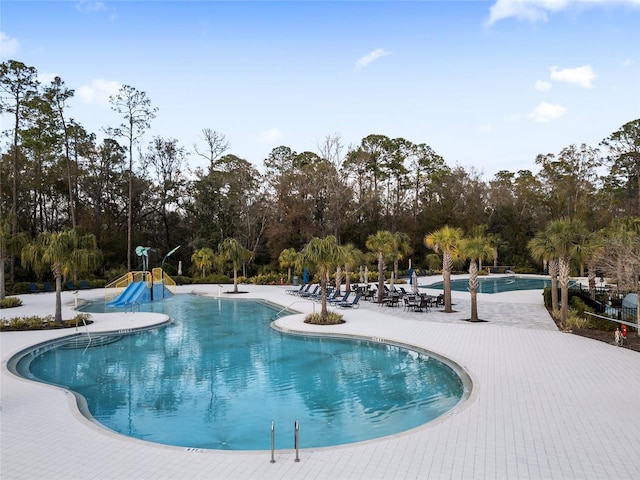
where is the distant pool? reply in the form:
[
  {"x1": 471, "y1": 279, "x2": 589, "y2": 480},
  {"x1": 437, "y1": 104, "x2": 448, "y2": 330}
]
[{"x1": 425, "y1": 275, "x2": 571, "y2": 294}]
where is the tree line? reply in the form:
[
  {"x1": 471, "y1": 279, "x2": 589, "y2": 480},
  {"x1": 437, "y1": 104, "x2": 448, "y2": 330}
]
[{"x1": 1, "y1": 59, "x2": 639, "y2": 292}]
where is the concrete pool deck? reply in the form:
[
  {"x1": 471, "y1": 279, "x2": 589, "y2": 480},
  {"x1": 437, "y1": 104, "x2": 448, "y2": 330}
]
[{"x1": 1, "y1": 275, "x2": 639, "y2": 479}]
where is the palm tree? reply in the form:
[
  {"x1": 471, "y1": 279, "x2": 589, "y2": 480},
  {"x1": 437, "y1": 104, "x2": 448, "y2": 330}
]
[
  {"x1": 365, "y1": 230, "x2": 397, "y2": 303},
  {"x1": 21, "y1": 229, "x2": 102, "y2": 324},
  {"x1": 0, "y1": 215, "x2": 27, "y2": 300},
  {"x1": 573, "y1": 231, "x2": 603, "y2": 300},
  {"x1": 218, "y1": 238, "x2": 252, "y2": 293},
  {"x1": 459, "y1": 232, "x2": 494, "y2": 322},
  {"x1": 528, "y1": 232, "x2": 560, "y2": 313},
  {"x1": 424, "y1": 225, "x2": 463, "y2": 313},
  {"x1": 486, "y1": 232, "x2": 502, "y2": 269},
  {"x1": 546, "y1": 218, "x2": 588, "y2": 325},
  {"x1": 191, "y1": 247, "x2": 216, "y2": 278},
  {"x1": 278, "y1": 247, "x2": 298, "y2": 284},
  {"x1": 391, "y1": 231, "x2": 413, "y2": 279},
  {"x1": 299, "y1": 235, "x2": 346, "y2": 319},
  {"x1": 342, "y1": 244, "x2": 363, "y2": 294}
]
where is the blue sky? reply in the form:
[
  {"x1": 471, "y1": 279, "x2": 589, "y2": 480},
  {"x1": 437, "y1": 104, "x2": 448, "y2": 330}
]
[{"x1": 1, "y1": 0, "x2": 639, "y2": 176}]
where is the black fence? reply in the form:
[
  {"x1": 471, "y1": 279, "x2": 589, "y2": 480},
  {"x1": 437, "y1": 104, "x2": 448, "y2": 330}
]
[{"x1": 570, "y1": 285, "x2": 637, "y2": 325}]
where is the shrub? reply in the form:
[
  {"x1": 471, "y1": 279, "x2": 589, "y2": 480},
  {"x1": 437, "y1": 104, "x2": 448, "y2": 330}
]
[
  {"x1": 587, "y1": 314, "x2": 618, "y2": 331},
  {"x1": 513, "y1": 266, "x2": 538, "y2": 274},
  {"x1": 543, "y1": 287, "x2": 552, "y2": 308},
  {"x1": 192, "y1": 274, "x2": 231, "y2": 284},
  {"x1": 0, "y1": 297, "x2": 22, "y2": 308},
  {"x1": 0, "y1": 313, "x2": 92, "y2": 331},
  {"x1": 564, "y1": 311, "x2": 589, "y2": 330},
  {"x1": 173, "y1": 275, "x2": 193, "y2": 285},
  {"x1": 70, "y1": 313, "x2": 92, "y2": 326},
  {"x1": 304, "y1": 311, "x2": 345, "y2": 325},
  {"x1": 264, "y1": 273, "x2": 280, "y2": 284},
  {"x1": 571, "y1": 297, "x2": 594, "y2": 317},
  {"x1": 0, "y1": 314, "x2": 54, "y2": 331},
  {"x1": 12, "y1": 282, "x2": 32, "y2": 295},
  {"x1": 250, "y1": 273, "x2": 282, "y2": 285}
]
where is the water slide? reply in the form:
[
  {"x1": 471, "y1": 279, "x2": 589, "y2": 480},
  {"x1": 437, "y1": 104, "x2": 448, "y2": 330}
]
[{"x1": 106, "y1": 281, "x2": 148, "y2": 307}]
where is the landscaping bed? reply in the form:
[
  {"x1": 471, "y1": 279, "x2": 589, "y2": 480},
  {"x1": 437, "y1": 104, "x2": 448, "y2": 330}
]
[{"x1": 571, "y1": 327, "x2": 640, "y2": 352}]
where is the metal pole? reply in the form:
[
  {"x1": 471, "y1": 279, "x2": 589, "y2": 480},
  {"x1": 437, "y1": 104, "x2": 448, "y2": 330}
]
[
  {"x1": 294, "y1": 420, "x2": 300, "y2": 462},
  {"x1": 270, "y1": 420, "x2": 275, "y2": 463}
]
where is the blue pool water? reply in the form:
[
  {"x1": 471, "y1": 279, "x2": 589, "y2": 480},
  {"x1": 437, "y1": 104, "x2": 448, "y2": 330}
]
[
  {"x1": 15, "y1": 295, "x2": 466, "y2": 451},
  {"x1": 425, "y1": 275, "x2": 570, "y2": 294}
]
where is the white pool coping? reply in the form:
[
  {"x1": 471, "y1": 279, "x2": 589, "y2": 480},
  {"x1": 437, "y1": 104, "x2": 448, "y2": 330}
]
[{"x1": 2, "y1": 275, "x2": 639, "y2": 479}]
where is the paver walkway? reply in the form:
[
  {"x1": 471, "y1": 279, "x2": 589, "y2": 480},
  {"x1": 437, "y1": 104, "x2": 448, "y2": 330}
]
[{"x1": 1, "y1": 277, "x2": 639, "y2": 479}]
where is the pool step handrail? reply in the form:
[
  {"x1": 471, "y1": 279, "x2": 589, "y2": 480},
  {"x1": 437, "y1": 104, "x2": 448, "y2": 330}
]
[
  {"x1": 294, "y1": 419, "x2": 300, "y2": 462},
  {"x1": 270, "y1": 420, "x2": 275, "y2": 463},
  {"x1": 269, "y1": 420, "x2": 300, "y2": 463},
  {"x1": 272, "y1": 300, "x2": 314, "y2": 320}
]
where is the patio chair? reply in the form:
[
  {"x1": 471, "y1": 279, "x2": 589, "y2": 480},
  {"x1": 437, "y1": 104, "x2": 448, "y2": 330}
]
[
  {"x1": 403, "y1": 296, "x2": 421, "y2": 312},
  {"x1": 338, "y1": 293, "x2": 361, "y2": 309},
  {"x1": 80, "y1": 280, "x2": 90, "y2": 289},
  {"x1": 434, "y1": 294, "x2": 444, "y2": 307},
  {"x1": 43, "y1": 282, "x2": 54, "y2": 292},
  {"x1": 29, "y1": 283, "x2": 41, "y2": 294}
]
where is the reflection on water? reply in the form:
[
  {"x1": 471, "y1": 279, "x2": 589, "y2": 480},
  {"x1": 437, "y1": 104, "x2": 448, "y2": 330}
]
[{"x1": 21, "y1": 295, "x2": 465, "y2": 450}]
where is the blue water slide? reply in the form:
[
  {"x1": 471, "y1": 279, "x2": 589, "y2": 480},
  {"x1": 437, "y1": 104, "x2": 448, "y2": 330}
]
[{"x1": 106, "y1": 281, "x2": 148, "y2": 307}]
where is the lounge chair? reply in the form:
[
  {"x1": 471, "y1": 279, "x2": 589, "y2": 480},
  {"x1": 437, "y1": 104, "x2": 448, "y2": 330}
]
[
  {"x1": 65, "y1": 281, "x2": 75, "y2": 290},
  {"x1": 300, "y1": 285, "x2": 320, "y2": 298},
  {"x1": 294, "y1": 284, "x2": 312, "y2": 296},
  {"x1": 329, "y1": 291, "x2": 350, "y2": 304},
  {"x1": 43, "y1": 282, "x2": 54, "y2": 292},
  {"x1": 80, "y1": 280, "x2": 90, "y2": 289},
  {"x1": 286, "y1": 284, "x2": 305, "y2": 295},
  {"x1": 338, "y1": 293, "x2": 361, "y2": 309},
  {"x1": 29, "y1": 283, "x2": 41, "y2": 294},
  {"x1": 319, "y1": 289, "x2": 340, "y2": 303}
]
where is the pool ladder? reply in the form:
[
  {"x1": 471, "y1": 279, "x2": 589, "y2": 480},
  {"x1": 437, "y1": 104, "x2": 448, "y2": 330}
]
[{"x1": 270, "y1": 420, "x2": 300, "y2": 463}]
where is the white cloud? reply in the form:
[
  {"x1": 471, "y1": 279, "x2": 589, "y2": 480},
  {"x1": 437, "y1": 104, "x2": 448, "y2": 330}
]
[
  {"x1": 76, "y1": 78, "x2": 121, "y2": 105},
  {"x1": 622, "y1": 58, "x2": 635, "y2": 67},
  {"x1": 75, "y1": 1, "x2": 107, "y2": 14},
  {"x1": 487, "y1": 0, "x2": 640, "y2": 25},
  {"x1": 354, "y1": 48, "x2": 390, "y2": 72},
  {"x1": 0, "y1": 32, "x2": 19, "y2": 58},
  {"x1": 535, "y1": 80, "x2": 552, "y2": 91},
  {"x1": 550, "y1": 65, "x2": 597, "y2": 88},
  {"x1": 258, "y1": 128, "x2": 283, "y2": 144},
  {"x1": 529, "y1": 102, "x2": 567, "y2": 122}
]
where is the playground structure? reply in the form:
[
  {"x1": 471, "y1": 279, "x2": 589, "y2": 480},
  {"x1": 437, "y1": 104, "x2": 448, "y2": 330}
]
[{"x1": 104, "y1": 268, "x2": 177, "y2": 308}]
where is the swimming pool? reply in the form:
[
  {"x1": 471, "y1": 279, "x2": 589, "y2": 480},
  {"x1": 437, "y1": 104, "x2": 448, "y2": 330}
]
[
  {"x1": 14, "y1": 295, "x2": 467, "y2": 451},
  {"x1": 425, "y1": 275, "x2": 570, "y2": 293}
]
